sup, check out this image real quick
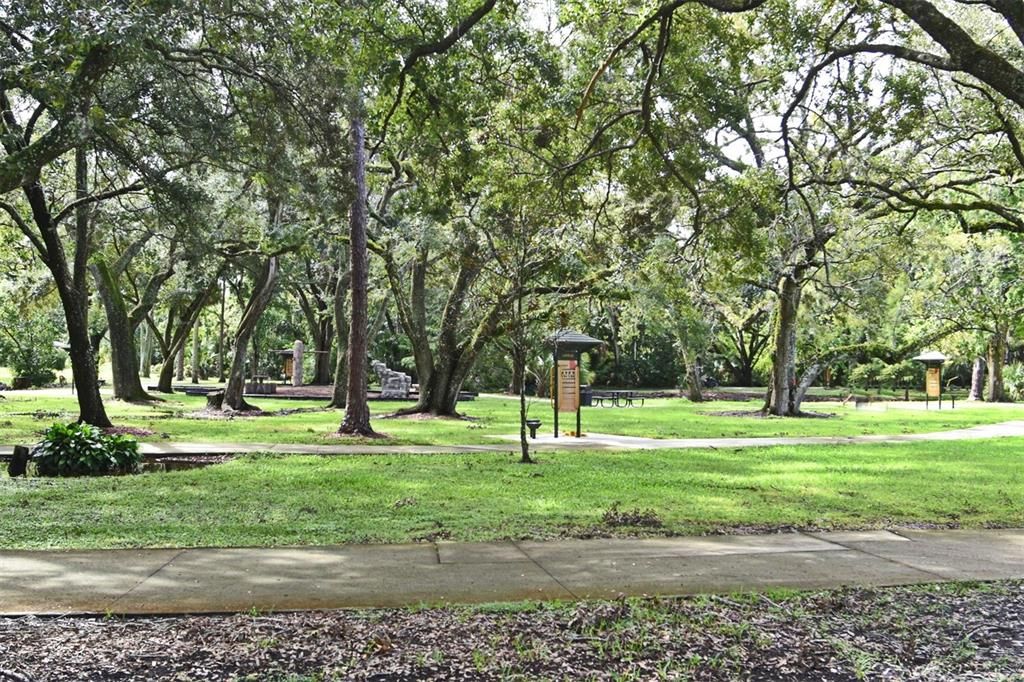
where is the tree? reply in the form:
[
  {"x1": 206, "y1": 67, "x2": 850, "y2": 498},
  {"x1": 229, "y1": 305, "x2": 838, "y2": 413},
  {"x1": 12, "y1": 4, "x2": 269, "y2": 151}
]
[
  {"x1": 338, "y1": 111, "x2": 375, "y2": 435},
  {"x1": 1, "y1": 2, "x2": 237, "y2": 422},
  {"x1": 921, "y1": 230, "x2": 1024, "y2": 401}
]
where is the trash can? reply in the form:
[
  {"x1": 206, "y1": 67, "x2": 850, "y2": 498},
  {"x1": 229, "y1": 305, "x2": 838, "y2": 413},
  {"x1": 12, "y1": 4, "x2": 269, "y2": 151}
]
[{"x1": 579, "y1": 384, "x2": 593, "y2": 407}]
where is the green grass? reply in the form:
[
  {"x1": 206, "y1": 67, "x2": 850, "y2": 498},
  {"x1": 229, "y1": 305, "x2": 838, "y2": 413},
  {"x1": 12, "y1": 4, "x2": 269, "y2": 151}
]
[
  {"x1": 2, "y1": 438, "x2": 1022, "y2": 549},
  {"x1": 0, "y1": 392, "x2": 1020, "y2": 446}
]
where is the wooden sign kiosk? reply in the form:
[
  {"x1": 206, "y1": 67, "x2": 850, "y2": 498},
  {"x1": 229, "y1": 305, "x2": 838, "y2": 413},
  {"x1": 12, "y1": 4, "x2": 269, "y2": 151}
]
[
  {"x1": 546, "y1": 329, "x2": 604, "y2": 438},
  {"x1": 913, "y1": 351, "x2": 948, "y2": 409}
]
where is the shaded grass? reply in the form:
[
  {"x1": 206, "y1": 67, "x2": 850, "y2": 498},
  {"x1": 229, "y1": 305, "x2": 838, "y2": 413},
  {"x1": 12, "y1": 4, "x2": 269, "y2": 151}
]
[
  {"x1": 0, "y1": 392, "x2": 1021, "y2": 447},
  {"x1": 2, "y1": 438, "x2": 1021, "y2": 549}
]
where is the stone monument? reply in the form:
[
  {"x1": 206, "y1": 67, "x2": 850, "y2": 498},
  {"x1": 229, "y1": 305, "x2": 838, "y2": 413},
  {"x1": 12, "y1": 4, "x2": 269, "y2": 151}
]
[
  {"x1": 292, "y1": 340, "x2": 304, "y2": 387},
  {"x1": 371, "y1": 360, "x2": 412, "y2": 399}
]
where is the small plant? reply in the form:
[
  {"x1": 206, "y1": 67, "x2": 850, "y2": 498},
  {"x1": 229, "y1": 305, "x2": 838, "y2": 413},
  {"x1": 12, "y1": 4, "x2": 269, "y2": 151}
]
[
  {"x1": 602, "y1": 502, "x2": 663, "y2": 528},
  {"x1": 31, "y1": 423, "x2": 141, "y2": 477}
]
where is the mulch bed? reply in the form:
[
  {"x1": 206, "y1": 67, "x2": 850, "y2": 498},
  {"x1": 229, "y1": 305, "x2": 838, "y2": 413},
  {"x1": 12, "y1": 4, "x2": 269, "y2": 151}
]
[
  {"x1": 1, "y1": 581, "x2": 1021, "y2": 680},
  {"x1": 700, "y1": 409, "x2": 837, "y2": 419},
  {"x1": 102, "y1": 426, "x2": 157, "y2": 437}
]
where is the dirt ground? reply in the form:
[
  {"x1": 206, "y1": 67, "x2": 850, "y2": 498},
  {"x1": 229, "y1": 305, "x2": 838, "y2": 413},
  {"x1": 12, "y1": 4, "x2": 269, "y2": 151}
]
[{"x1": 1, "y1": 581, "x2": 1022, "y2": 681}]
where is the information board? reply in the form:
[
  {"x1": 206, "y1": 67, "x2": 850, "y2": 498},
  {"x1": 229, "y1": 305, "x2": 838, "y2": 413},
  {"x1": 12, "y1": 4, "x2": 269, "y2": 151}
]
[
  {"x1": 557, "y1": 359, "x2": 579, "y2": 413},
  {"x1": 926, "y1": 366, "x2": 941, "y2": 398}
]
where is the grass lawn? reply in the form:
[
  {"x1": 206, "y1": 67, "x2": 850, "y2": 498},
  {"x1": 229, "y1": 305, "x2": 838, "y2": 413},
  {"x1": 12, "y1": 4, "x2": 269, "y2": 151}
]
[
  {"x1": 0, "y1": 391, "x2": 1021, "y2": 447},
  {"x1": 2, "y1": 438, "x2": 1021, "y2": 549}
]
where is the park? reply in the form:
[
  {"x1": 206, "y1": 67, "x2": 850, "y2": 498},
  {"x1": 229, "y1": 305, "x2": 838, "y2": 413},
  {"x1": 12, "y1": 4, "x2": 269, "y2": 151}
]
[{"x1": 2, "y1": 0, "x2": 1024, "y2": 679}]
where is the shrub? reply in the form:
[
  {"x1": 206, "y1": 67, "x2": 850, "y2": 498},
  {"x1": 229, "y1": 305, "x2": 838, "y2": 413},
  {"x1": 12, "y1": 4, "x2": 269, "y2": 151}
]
[
  {"x1": 1005, "y1": 364, "x2": 1024, "y2": 401},
  {"x1": 32, "y1": 423, "x2": 141, "y2": 477}
]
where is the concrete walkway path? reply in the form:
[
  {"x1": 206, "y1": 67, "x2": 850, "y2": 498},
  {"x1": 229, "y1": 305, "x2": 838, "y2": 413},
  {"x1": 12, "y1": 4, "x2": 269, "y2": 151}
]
[
  {"x1": 2, "y1": 528, "x2": 1023, "y2": 616},
  {"x1": 3, "y1": 420, "x2": 1024, "y2": 458},
  {"x1": 107, "y1": 418, "x2": 1024, "y2": 456}
]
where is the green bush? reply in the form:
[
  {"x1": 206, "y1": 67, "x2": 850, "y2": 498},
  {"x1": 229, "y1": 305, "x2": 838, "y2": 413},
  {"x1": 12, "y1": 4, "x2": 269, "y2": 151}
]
[
  {"x1": 31, "y1": 423, "x2": 141, "y2": 477},
  {"x1": 1005, "y1": 364, "x2": 1024, "y2": 401},
  {"x1": 849, "y1": 359, "x2": 885, "y2": 390}
]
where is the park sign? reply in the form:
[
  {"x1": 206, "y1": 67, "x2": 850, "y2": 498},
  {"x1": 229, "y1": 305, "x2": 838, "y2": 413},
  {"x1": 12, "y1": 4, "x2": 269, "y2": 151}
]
[
  {"x1": 545, "y1": 329, "x2": 604, "y2": 438},
  {"x1": 913, "y1": 351, "x2": 948, "y2": 408},
  {"x1": 926, "y1": 367, "x2": 940, "y2": 397},
  {"x1": 557, "y1": 359, "x2": 580, "y2": 413}
]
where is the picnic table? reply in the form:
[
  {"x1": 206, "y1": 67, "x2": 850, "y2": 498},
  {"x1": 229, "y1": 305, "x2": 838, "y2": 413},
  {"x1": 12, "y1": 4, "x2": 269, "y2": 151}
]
[{"x1": 592, "y1": 390, "x2": 644, "y2": 408}]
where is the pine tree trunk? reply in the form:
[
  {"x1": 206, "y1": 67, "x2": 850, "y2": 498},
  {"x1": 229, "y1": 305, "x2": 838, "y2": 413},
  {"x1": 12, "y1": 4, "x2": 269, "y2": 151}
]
[{"x1": 340, "y1": 113, "x2": 375, "y2": 435}]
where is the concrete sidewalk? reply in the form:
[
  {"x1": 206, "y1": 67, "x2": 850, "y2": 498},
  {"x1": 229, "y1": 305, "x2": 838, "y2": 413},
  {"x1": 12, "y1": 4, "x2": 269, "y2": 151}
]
[{"x1": 2, "y1": 528, "x2": 1023, "y2": 616}]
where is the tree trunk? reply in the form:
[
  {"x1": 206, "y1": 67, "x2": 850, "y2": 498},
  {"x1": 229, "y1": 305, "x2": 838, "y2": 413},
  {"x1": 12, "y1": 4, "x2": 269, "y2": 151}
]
[
  {"x1": 607, "y1": 305, "x2": 621, "y2": 385},
  {"x1": 157, "y1": 358, "x2": 175, "y2": 394},
  {"x1": 969, "y1": 356, "x2": 985, "y2": 401},
  {"x1": 340, "y1": 113, "x2": 375, "y2": 436},
  {"x1": 217, "y1": 278, "x2": 227, "y2": 381},
  {"x1": 407, "y1": 349, "x2": 472, "y2": 416},
  {"x1": 766, "y1": 276, "x2": 802, "y2": 416},
  {"x1": 91, "y1": 260, "x2": 152, "y2": 401},
  {"x1": 986, "y1": 331, "x2": 1008, "y2": 402},
  {"x1": 328, "y1": 255, "x2": 349, "y2": 408},
  {"x1": 680, "y1": 346, "x2": 703, "y2": 402},
  {"x1": 154, "y1": 306, "x2": 206, "y2": 395},
  {"x1": 58, "y1": 281, "x2": 112, "y2": 426},
  {"x1": 512, "y1": 300, "x2": 532, "y2": 464},
  {"x1": 7, "y1": 145, "x2": 110, "y2": 425},
  {"x1": 733, "y1": 362, "x2": 754, "y2": 387},
  {"x1": 510, "y1": 344, "x2": 525, "y2": 395},
  {"x1": 175, "y1": 345, "x2": 185, "y2": 381},
  {"x1": 63, "y1": 148, "x2": 110, "y2": 426},
  {"x1": 140, "y1": 325, "x2": 151, "y2": 378},
  {"x1": 223, "y1": 253, "x2": 280, "y2": 412},
  {"x1": 313, "y1": 319, "x2": 333, "y2": 385},
  {"x1": 191, "y1": 320, "x2": 201, "y2": 383}
]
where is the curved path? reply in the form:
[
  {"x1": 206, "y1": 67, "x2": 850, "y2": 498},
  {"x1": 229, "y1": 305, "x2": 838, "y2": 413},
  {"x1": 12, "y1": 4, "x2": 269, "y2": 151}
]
[
  {"x1": 3, "y1": 421, "x2": 1024, "y2": 458},
  {"x1": 133, "y1": 418, "x2": 1024, "y2": 456}
]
